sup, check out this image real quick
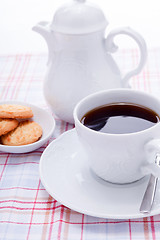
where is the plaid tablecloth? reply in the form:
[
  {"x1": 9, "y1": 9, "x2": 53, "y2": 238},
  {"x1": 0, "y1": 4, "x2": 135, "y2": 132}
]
[{"x1": 0, "y1": 49, "x2": 160, "y2": 240}]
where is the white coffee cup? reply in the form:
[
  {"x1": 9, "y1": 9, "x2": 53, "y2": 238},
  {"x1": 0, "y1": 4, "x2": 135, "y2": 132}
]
[{"x1": 73, "y1": 89, "x2": 160, "y2": 184}]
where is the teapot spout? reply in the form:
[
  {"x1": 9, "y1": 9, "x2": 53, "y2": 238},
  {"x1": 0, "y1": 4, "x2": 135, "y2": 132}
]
[
  {"x1": 32, "y1": 21, "x2": 52, "y2": 64},
  {"x1": 32, "y1": 21, "x2": 50, "y2": 39}
]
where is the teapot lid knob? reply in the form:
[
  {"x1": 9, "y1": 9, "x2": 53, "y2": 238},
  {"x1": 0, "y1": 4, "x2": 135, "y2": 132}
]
[{"x1": 51, "y1": 0, "x2": 108, "y2": 34}]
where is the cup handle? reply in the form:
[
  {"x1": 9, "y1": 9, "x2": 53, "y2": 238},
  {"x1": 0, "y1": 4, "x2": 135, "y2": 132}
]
[
  {"x1": 105, "y1": 27, "x2": 147, "y2": 88},
  {"x1": 141, "y1": 139, "x2": 160, "y2": 177}
]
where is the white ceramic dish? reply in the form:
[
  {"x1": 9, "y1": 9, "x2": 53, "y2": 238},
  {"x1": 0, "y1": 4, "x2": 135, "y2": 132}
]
[
  {"x1": 39, "y1": 129, "x2": 160, "y2": 219},
  {"x1": 0, "y1": 100, "x2": 55, "y2": 153}
]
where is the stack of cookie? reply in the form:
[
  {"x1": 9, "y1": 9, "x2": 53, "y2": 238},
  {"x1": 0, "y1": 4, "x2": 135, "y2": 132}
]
[{"x1": 0, "y1": 104, "x2": 42, "y2": 146}]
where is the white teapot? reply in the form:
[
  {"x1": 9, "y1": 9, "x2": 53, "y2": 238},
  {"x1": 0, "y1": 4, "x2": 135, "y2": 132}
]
[{"x1": 33, "y1": 0, "x2": 147, "y2": 123}]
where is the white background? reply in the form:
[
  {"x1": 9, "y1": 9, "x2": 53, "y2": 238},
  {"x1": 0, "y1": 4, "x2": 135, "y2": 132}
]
[{"x1": 1, "y1": 0, "x2": 160, "y2": 54}]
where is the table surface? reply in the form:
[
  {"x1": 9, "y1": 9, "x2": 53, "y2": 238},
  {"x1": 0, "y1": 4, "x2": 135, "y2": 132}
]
[{"x1": 0, "y1": 49, "x2": 160, "y2": 240}]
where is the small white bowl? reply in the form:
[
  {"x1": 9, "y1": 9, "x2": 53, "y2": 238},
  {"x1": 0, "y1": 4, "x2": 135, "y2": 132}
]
[{"x1": 0, "y1": 100, "x2": 56, "y2": 153}]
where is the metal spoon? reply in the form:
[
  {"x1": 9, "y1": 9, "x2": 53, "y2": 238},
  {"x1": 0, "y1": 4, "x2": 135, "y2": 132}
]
[{"x1": 140, "y1": 155, "x2": 160, "y2": 213}]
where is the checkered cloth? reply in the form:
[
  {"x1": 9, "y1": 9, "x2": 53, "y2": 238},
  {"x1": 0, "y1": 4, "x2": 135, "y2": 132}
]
[{"x1": 0, "y1": 49, "x2": 160, "y2": 240}]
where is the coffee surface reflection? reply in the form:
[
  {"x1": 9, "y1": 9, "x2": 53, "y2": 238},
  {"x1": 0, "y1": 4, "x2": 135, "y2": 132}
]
[{"x1": 81, "y1": 103, "x2": 160, "y2": 134}]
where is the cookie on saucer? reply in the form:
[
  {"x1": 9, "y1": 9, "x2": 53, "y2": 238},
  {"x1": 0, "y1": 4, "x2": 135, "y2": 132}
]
[
  {"x1": 1, "y1": 120, "x2": 42, "y2": 146},
  {"x1": 0, "y1": 104, "x2": 33, "y2": 119},
  {"x1": 0, "y1": 119, "x2": 19, "y2": 136}
]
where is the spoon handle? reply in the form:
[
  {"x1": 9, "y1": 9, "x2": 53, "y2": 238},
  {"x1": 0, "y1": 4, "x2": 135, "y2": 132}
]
[
  {"x1": 140, "y1": 155, "x2": 160, "y2": 213},
  {"x1": 140, "y1": 174, "x2": 158, "y2": 213}
]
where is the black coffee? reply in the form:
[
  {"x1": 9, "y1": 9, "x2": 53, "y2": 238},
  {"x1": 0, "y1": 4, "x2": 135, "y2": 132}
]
[{"x1": 81, "y1": 103, "x2": 160, "y2": 134}]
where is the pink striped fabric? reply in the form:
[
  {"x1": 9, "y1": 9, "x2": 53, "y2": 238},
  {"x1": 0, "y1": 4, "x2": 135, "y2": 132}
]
[{"x1": 0, "y1": 50, "x2": 160, "y2": 239}]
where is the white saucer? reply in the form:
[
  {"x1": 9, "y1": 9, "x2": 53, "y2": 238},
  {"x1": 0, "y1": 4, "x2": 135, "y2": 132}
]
[
  {"x1": 39, "y1": 129, "x2": 160, "y2": 219},
  {"x1": 0, "y1": 100, "x2": 55, "y2": 153}
]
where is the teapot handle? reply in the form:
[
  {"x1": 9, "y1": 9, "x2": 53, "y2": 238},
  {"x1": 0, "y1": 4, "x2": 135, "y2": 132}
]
[{"x1": 105, "y1": 27, "x2": 147, "y2": 88}]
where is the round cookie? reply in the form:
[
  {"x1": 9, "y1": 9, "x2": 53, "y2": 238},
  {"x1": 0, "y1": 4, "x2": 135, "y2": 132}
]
[
  {"x1": 0, "y1": 119, "x2": 19, "y2": 136},
  {"x1": 1, "y1": 120, "x2": 42, "y2": 146},
  {"x1": 0, "y1": 104, "x2": 33, "y2": 119}
]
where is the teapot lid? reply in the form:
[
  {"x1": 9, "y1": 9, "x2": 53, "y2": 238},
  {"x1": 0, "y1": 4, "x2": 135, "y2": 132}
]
[{"x1": 51, "y1": 0, "x2": 108, "y2": 34}]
